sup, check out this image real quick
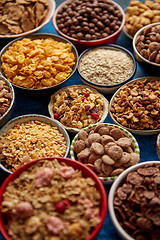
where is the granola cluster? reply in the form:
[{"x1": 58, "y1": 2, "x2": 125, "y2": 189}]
[
  {"x1": 0, "y1": 120, "x2": 67, "y2": 172},
  {"x1": 52, "y1": 87, "x2": 104, "y2": 129},
  {"x1": 1, "y1": 159, "x2": 101, "y2": 240},
  {"x1": 110, "y1": 78, "x2": 160, "y2": 130},
  {"x1": 0, "y1": 0, "x2": 49, "y2": 35}
]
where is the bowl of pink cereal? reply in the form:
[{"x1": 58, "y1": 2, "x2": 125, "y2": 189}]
[
  {"x1": 108, "y1": 161, "x2": 160, "y2": 240},
  {"x1": 0, "y1": 157, "x2": 107, "y2": 240},
  {"x1": 70, "y1": 122, "x2": 140, "y2": 184}
]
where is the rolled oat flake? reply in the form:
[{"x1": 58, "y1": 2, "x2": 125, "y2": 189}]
[{"x1": 79, "y1": 48, "x2": 134, "y2": 85}]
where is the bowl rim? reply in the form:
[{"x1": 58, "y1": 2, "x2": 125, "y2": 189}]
[
  {"x1": 0, "y1": 156, "x2": 107, "y2": 240},
  {"x1": 108, "y1": 160, "x2": 160, "y2": 240},
  {"x1": 133, "y1": 22, "x2": 160, "y2": 67},
  {"x1": 70, "y1": 122, "x2": 140, "y2": 184},
  {"x1": 0, "y1": 114, "x2": 70, "y2": 174},
  {"x1": 48, "y1": 84, "x2": 109, "y2": 133},
  {"x1": 77, "y1": 44, "x2": 137, "y2": 88},
  {"x1": 0, "y1": 33, "x2": 78, "y2": 91},
  {"x1": 0, "y1": 0, "x2": 56, "y2": 39},
  {"x1": 0, "y1": 75, "x2": 15, "y2": 122},
  {"x1": 109, "y1": 76, "x2": 160, "y2": 135},
  {"x1": 52, "y1": 0, "x2": 125, "y2": 44}
]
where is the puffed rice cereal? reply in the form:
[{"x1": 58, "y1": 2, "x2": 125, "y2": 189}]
[
  {"x1": 0, "y1": 120, "x2": 67, "y2": 172},
  {"x1": 1, "y1": 37, "x2": 75, "y2": 89},
  {"x1": 1, "y1": 159, "x2": 101, "y2": 240}
]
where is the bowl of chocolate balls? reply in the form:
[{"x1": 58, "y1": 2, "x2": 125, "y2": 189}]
[{"x1": 53, "y1": 0, "x2": 125, "y2": 47}]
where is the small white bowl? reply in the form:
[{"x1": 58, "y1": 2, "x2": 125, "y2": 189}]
[
  {"x1": 77, "y1": 44, "x2": 136, "y2": 94},
  {"x1": 133, "y1": 22, "x2": 160, "y2": 68},
  {"x1": 109, "y1": 76, "x2": 160, "y2": 135},
  {"x1": 0, "y1": 0, "x2": 56, "y2": 38},
  {"x1": 0, "y1": 114, "x2": 70, "y2": 174},
  {"x1": 70, "y1": 122, "x2": 140, "y2": 184},
  {"x1": 108, "y1": 161, "x2": 160, "y2": 240},
  {"x1": 0, "y1": 75, "x2": 15, "y2": 128},
  {"x1": 48, "y1": 85, "x2": 109, "y2": 133}
]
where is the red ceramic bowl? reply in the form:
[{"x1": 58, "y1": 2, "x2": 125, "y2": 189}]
[
  {"x1": 0, "y1": 157, "x2": 107, "y2": 240},
  {"x1": 53, "y1": 0, "x2": 125, "y2": 48}
]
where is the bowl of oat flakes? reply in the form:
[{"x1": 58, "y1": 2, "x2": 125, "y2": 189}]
[
  {"x1": 108, "y1": 161, "x2": 160, "y2": 240},
  {"x1": 70, "y1": 122, "x2": 140, "y2": 184},
  {"x1": 0, "y1": 33, "x2": 78, "y2": 92},
  {"x1": 109, "y1": 76, "x2": 160, "y2": 135},
  {"x1": 0, "y1": 157, "x2": 107, "y2": 240},
  {"x1": 0, "y1": 75, "x2": 15, "y2": 128},
  {"x1": 0, "y1": 0, "x2": 56, "y2": 38},
  {"x1": 0, "y1": 114, "x2": 70, "y2": 174},
  {"x1": 78, "y1": 45, "x2": 136, "y2": 94},
  {"x1": 48, "y1": 85, "x2": 109, "y2": 133}
]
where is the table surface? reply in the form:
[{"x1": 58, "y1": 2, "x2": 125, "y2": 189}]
[{"x1": 0, "y1": 0, "x2": 159, "y2": 239}]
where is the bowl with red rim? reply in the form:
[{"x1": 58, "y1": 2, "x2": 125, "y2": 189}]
[
  {"x1": 52, "y1": 0, "x2": 125, "y2": 48},
  {"x1": 0, "y1": 156, "x2": 107, "y2": 240}
]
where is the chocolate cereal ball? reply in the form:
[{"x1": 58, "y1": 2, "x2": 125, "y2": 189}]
[{"x1": 56, "y1": 0, "x2": 123, "y2": 41}]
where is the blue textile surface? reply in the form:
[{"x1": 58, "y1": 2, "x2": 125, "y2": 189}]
[{"x1": 0, "y1": 0, "x2": 159, "y2": 239}]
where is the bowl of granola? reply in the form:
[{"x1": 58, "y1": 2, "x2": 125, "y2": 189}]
[
  {"x1": 0, "y1": 33, "x2": 78, "y2": 92},
  {"x1": 0, "y1": 0, "x2": 56, "y2": 38},
  {"x1": 108, "y1": 161, "x2": 160, "y2": 240},
  {"x1": 48, "y1": 85, "x2": 109, "y2": 133},
  {"x1": 70, "y1": 122, "x2": 140, "y2": 184},
  {"x1": 0, "y1": 75, "x2": 15, "y2": 128},
  {"x1": 0, "y1": 114, "x2": 70, "y2": 174},
  {"x1": 77, "y1": 45, "x2": 136, "y2": 94},
  {"x1": 109, "y1": 76, "x2": 160, "y2": 135},
  {"x1": 0, "y1": 157, "x2": 107, "y2": 240}
]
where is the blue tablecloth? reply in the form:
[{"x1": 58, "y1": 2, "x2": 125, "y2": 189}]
[{"x1": 0, "y1": 0, "x2": 159, "y2": 239}]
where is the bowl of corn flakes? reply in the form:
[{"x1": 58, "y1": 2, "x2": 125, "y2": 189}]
[
  {"x1": 0, "y1": 157, "x2": 107, "y2": 240},
  {"x1": 70, "y1": 122, "x2": 140, "y2": 184},
  {"x1": 0, "y1": 114, "x2": 70, "y2": 174},
  {"x1": 0, "y1": 0, "x2": 56, "y2": 38},
  {"x1": 48, "y1": 85, "x2": 109, "y2": 133},
  {"x1": 0, "y1": 33, "x2": 78, "y2": 92}
]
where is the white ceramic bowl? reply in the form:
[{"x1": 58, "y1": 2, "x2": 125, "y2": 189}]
[
  {"x1": 0, "y1": 33, "x2": 78, "y2": 93},
  {"x1": 0, "y1": 75, "x2": 15, "y2": 128},
  {"x1": 77, "y1": 44, "x2": 136, "y2": 94},
  {"x1": 48, "y1": 85, "x2": 109, "y2": 133},
  {"x1": 108, "y1": 161, "x2": 160, "y2": 240},
  {"x1": 70, "y1": 122, "x2": 140, "y2": 184},
  {"x1": 0, "y1": 114, "x2": 70, "y2": 174},
  {"x1": 133, "y1": 22, "x2": 160, "y2": 68},
  {"x1": 0, "y1": 0, "x2": 56, "y2": 38},
  {"x1": 109, "y1": 76, "x2": 160, "y2": 135}
]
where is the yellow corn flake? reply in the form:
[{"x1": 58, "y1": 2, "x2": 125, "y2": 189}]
[{"x1": 1, "y1": 38, "x2": 75, "y2": 89}]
